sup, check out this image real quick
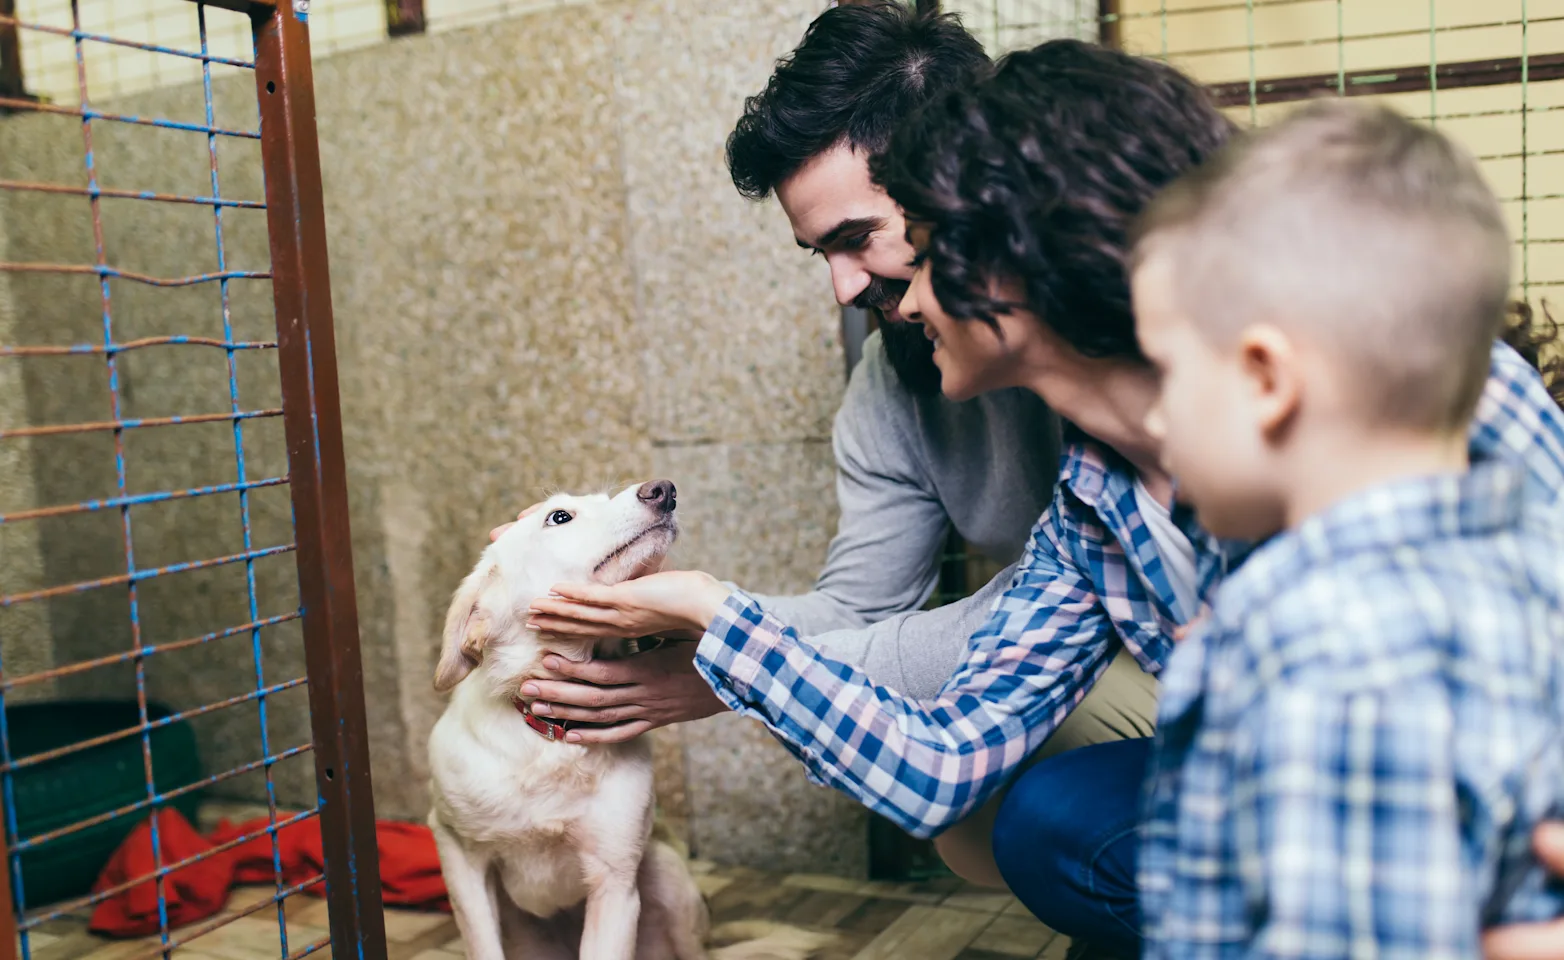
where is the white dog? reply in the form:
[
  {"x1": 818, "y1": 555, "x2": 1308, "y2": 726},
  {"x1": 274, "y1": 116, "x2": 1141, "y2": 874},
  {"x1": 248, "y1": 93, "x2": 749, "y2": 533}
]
[{"x1": 427, "y1": 480, "x2": 828, "y2": 960}]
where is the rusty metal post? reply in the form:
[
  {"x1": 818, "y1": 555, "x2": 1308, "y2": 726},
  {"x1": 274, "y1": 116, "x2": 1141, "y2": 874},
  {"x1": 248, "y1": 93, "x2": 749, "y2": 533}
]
[
  {"x1": 0, "y1": 0, "x2": 29, "y2": 106},
  {"x1": 1207, "y1": 51, "x2": 1564, "y2": 107},
  {"x1": 0, "y1": 794, "x2": 15, "y2": 960},
  {"x1": 250, "y1": 4, "x2": 388, "y2": 957},
  {"x1": 1098, "y1": 0, "x2": 1120, "y2": 48}
]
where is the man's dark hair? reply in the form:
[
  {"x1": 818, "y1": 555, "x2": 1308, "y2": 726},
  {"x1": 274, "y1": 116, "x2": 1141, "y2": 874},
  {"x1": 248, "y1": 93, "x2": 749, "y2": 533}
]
[
  {"x1": 726, "y1": 2, "x2": 990, "y2": 201},
  {"x1": 872, "y1": 39, "x2": 1237, "y2": 360}
]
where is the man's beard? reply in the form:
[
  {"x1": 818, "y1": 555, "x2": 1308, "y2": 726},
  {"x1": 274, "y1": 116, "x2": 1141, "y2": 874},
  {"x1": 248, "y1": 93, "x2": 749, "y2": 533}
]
[{"x1": 854, "y1": 277, "x2": 942, "y2": 397}]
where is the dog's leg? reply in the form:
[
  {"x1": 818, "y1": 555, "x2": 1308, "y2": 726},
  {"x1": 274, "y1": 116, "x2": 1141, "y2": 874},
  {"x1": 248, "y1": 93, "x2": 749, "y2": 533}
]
[
  {"x1": 578, "y1": 763, "x2": 658, "y2": 960},
  {"x1": 638, "y1": 841, "x2": 709, "y2": 960},
  {"x1": 579, "y1": 873, "x2": 640, "y2": 960},
  {"x1": 431, "y1": 818, "x2": 509, "y2": 960}
]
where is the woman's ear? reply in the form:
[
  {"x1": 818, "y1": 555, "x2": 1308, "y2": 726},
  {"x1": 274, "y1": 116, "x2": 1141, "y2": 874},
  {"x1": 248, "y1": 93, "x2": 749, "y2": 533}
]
[{"x1": 434, "y1": 567, "x2": 498, "y2": 692}]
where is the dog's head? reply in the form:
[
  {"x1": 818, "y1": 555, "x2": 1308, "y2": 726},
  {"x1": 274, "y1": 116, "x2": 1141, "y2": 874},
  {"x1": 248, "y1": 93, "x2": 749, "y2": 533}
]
[{"x1": 433, "y1": 479, "x2": 680, "y2": 693}]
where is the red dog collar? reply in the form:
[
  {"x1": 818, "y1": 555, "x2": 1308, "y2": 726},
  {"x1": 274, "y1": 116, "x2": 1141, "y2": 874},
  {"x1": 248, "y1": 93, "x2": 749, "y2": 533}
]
[{"x1": 513, "y1": 699, "x2": 570, "y2": 742}]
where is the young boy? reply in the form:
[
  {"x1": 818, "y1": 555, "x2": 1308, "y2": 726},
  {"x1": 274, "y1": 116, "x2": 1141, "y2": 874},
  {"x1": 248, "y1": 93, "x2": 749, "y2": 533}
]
[{"x1": 1130, "y1": 99, "x2": 1564, "y2": 958}]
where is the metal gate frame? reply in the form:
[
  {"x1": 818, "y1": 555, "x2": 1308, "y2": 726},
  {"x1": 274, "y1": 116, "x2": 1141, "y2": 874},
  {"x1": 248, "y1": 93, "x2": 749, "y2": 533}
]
[
  {"x1": 0, "y1": 0, "x2": 386, "y2": 956},
  {"x1": 246, "y1": 2, "x2": 386, "y2": 952},
  {"x1": 0, "y1": 0, "x2": 27, "y2": 106}
]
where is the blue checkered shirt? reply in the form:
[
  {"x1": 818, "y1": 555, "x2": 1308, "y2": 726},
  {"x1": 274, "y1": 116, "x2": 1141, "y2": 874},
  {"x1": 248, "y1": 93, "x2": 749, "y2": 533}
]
[
  {"x1": 1141, "y1": 461, "x2": 1564, "y2": 960},
  {"x1": 693, "y1": 340, "x2": 1564, "y2": 839}
]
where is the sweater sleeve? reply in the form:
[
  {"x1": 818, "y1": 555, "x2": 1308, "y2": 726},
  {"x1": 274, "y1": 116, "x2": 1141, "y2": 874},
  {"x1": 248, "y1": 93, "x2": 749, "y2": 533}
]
[
  {"x1": 805, "y1": 562, "x2": 1017, "y2": 699},
  {"x1": 750, "y1": 333, "x2": 950, "y2": 636}
]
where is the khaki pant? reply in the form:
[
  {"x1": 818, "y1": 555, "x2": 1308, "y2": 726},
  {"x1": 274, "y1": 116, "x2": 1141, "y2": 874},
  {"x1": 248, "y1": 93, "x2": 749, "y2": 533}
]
[{"x1": 933, "y1": 649, "x2": 1157, "y2": 887}]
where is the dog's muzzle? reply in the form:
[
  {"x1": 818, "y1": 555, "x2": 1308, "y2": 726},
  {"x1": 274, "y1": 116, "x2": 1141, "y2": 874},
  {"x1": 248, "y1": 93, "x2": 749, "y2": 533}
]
[{"x1": 637, "y1": 479, "x2": 676, "y2": 514}]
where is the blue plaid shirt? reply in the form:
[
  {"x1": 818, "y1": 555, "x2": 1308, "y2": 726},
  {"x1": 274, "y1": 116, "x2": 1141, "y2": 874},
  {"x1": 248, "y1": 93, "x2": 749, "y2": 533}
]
[
  {"x1": 693, "y1": 341, "x2": 1564, "y2": 839},
  {"x1": 1142, "y1": 461, "x2": 1564, "y2": 960}
]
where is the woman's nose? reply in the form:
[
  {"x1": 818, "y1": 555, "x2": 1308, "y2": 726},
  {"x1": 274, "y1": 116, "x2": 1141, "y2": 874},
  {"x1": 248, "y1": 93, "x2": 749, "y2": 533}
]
[{"x1": 897, "y1": 278, "x2": 921, "y2": 321}]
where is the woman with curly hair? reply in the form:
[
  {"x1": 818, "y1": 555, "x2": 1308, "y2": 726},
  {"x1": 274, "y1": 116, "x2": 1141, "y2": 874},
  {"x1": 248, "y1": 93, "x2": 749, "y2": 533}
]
[{"x1": 524, "y1": 41, "x2": 1564, "y2": 958}]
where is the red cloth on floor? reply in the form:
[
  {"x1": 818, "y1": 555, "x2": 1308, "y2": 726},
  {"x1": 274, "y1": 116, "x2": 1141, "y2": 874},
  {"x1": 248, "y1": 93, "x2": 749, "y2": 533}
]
[{"x1": 89, "y1": 808, "x2": 449, "y2": 937}]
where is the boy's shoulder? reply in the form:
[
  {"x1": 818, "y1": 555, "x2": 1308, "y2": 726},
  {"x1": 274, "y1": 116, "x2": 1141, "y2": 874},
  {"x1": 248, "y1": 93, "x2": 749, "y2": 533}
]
[
  {"x1": 1474, "y1": 339, "x2": 1564, "y2": 510},
  {"x1": 1206, "y1": 468, "x2": 1564, "y2": 698}
]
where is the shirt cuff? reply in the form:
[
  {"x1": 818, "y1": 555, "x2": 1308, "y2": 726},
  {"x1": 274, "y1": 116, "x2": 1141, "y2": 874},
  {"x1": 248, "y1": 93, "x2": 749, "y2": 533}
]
[
  {"x1": 694, "y1": 588, "x2": 783, "y2": 706},
  {"x1": 692, "y1": 591, "x2": 831, "y2": 788}
]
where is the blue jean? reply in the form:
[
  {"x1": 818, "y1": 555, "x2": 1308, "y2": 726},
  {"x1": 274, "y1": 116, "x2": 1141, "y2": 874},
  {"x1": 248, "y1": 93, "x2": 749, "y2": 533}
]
[{"x1": 992, "y1": 736, "x2": 1153, "y2": 958}]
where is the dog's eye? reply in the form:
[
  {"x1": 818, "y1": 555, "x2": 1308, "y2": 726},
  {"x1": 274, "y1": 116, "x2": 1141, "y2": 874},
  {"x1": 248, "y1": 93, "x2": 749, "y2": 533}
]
[{"x1": 544, "y1": 510, "x2": 574, "y2": 526}]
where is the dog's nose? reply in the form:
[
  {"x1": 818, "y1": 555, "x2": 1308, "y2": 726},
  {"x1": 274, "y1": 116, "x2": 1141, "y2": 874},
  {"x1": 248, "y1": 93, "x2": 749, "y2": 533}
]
[{"x1": 637, "y1": 479, "x2": 677, "y2": 514}]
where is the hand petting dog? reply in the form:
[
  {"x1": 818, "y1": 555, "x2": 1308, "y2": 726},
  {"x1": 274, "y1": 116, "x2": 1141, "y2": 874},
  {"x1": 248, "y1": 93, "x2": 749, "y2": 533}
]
[{"x1": 522, "y1": 570, "x2": 731, "y2": 743}]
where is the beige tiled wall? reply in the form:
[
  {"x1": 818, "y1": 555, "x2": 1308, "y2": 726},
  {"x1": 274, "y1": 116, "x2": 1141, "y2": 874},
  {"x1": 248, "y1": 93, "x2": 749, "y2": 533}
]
[
  {"x1": 943, "y1": 0, "x2": 1098, "y2": 54},
  {"x1": 1117, "y1": 0, "x2": 1564, "y2": 302},
  {"x1": 944, "y1": 1, "x2": 1564, "y2": 303}
]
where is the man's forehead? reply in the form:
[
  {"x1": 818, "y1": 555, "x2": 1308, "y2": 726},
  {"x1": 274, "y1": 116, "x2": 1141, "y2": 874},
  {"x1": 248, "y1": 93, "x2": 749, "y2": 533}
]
[{"x1": 777, "y1": 146, "x2": 895, "y2": 244}]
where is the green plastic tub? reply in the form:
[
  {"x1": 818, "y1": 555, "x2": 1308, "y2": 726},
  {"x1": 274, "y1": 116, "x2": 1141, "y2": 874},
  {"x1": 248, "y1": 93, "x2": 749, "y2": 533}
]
[{"x1": 7, "y1": 700, "x2": 205, "y2": 910}]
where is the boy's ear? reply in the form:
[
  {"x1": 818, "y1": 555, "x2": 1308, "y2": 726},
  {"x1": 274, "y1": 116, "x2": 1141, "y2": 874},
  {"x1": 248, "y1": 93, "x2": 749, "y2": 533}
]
[{"x1": 1238, "y1": 324, "x2": 1302, "y2": 438}]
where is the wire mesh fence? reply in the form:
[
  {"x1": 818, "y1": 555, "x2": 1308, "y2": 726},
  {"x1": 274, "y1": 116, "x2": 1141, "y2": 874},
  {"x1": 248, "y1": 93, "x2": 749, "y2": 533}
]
[
  {"x1": 0, "y1": 1, "x2": 382, "y2": 957},
  {"x1": 942, "y1": 0, "x2": 1102, "y2": 52},
  {"x1": 947, "y1": 0, "x2": 1564, "y2": 305},
  {"x1": 7, "y1": 0, "x2": 384, "y2": 103},
  {"x1": 6, "y1": 0, "x2": 605, "y2": 105}
]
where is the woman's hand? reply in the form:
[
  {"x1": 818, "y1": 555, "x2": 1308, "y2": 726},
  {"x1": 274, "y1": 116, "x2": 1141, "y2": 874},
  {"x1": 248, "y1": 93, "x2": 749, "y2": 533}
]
[
  {"x1": 518, "y1": 642, "x2": 725, "y2": 744},
  {"x1": 1173, "y1": 605, "x2": 1211, "y2": 643},
  {"x1": 1482, "y1": 822, "x2": 1564, "y2": 959},
  {"x1": 527, "y1": 570, "x2": 731, "y2": 643}
]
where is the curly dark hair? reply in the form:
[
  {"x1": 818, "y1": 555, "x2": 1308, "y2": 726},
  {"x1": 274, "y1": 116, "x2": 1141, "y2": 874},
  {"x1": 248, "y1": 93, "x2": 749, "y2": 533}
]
[
  {"x1": 1501, "y1": 300, "x2": 1564, "y2": 408},
  {"x1": 871, "y1": 39, "x2": 1237, "y2": 360},
  {"x1": 726, "y1": 2, "x2": 989, "y2": 201}
]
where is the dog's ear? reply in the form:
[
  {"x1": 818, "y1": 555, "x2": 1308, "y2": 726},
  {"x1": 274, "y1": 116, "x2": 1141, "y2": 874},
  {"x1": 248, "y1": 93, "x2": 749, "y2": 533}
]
[{"x1": 434, "y1": 567, "x2": 497, "y2": 692}]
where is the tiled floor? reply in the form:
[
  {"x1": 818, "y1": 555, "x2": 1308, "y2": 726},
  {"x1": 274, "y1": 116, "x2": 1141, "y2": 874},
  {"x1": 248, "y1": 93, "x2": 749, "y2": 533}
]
[{"x1": 22, "y1": 862, "x2": 1070, "y2": 960}]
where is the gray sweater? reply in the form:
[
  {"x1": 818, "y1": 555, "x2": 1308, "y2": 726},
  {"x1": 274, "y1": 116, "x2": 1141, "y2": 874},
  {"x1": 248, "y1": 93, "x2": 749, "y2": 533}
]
[{"x1": 750, "y1": 331, "x2": 1061, "y2": 698}]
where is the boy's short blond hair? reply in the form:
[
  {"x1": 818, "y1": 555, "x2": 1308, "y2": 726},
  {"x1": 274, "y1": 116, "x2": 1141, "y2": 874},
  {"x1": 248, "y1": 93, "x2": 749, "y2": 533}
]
[{"x1": 1132, "y1": 98, "x2": 1511, "y2": 433}]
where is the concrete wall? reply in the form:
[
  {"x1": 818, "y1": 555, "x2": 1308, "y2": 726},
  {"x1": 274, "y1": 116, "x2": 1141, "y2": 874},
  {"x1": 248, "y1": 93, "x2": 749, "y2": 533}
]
[
  {"x1": 0, "y1": 181, "x2": 55, "y2": 705},
  {"x1": 0, "y1": 0, "x2": 867, "y2": 875}
]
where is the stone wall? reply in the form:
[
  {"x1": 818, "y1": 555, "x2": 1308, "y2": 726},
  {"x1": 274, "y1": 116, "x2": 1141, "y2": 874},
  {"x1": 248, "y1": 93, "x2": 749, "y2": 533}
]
[
  {"x1": 0, "y1": 0, "x2": 867, "y2": 874},
  {"x1": 0, "y1": 180, "x2": 55, "y2": 705}
]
